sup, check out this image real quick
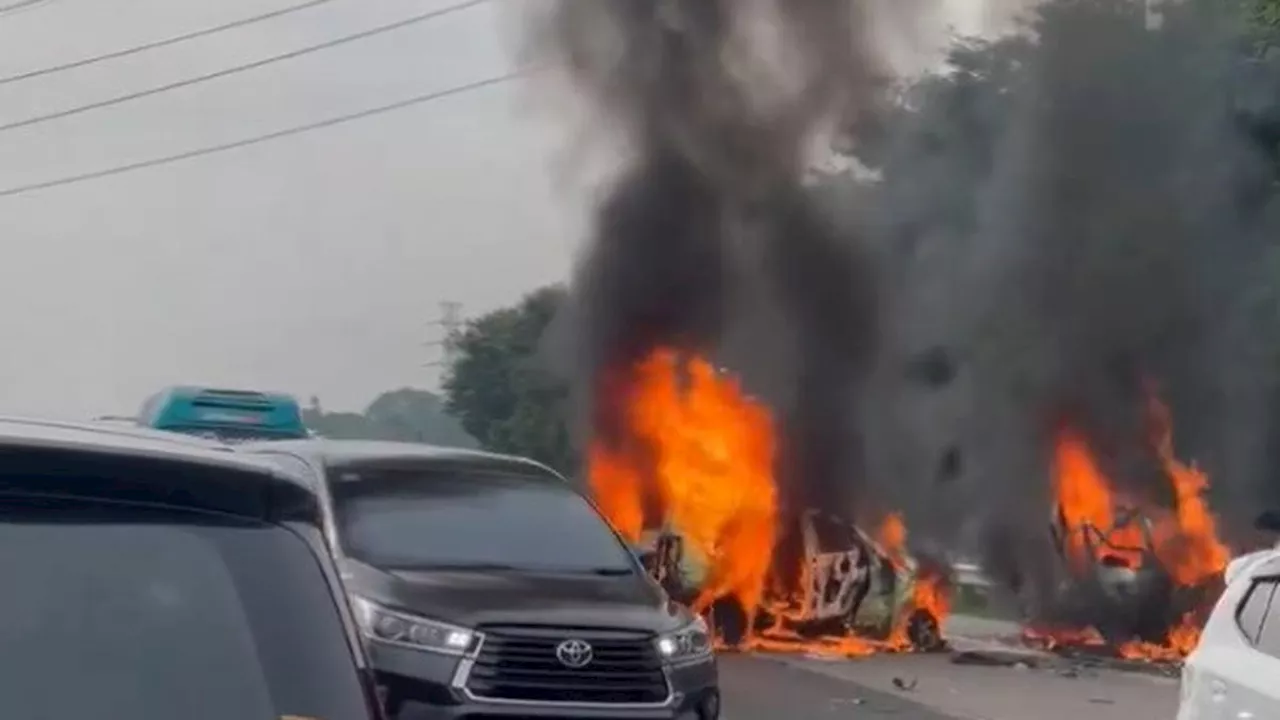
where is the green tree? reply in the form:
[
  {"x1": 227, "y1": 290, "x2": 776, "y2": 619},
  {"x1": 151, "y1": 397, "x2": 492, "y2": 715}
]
[
  {"x1": 365, "y1": 388, "x2": 477, "y2": 446},
  {"x1": 443, "y1": 285, "x2": 574, "y2": 473},
  {"x1": 304, "y1": 389, "x2": 477, "y2": 446},
  {"x1": 1252, "y1": 0, "x2": 1280, "y2": 32}
]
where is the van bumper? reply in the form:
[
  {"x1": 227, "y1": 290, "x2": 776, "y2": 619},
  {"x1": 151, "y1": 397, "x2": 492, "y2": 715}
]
[{"x1": 366, "y1": 640, "x2": 720, "y2": 720}]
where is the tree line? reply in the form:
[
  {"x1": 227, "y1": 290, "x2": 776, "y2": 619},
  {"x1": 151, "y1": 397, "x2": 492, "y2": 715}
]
[{"x1": 305, "y1": 387, "x2": 477, "y2": 448}]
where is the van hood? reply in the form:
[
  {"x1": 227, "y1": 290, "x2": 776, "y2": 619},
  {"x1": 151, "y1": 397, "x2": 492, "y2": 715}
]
[{"x1": 339, "y1": 558, "x2": 692, "y2": 634}]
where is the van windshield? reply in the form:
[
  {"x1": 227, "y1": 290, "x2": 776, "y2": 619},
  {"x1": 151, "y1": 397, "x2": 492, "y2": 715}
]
[
  {"x1": 0, "y1": 499, "x2": 368, "y2": 720},
  {"x1": 330, "y1": 467, "x2": 637, "y2": 575}
]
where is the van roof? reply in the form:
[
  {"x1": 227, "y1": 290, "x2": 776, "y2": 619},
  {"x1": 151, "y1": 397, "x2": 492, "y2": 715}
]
[
  {"x1": 0, "y1": 415, "x2": 291, "y2": 479},
  {"x1": 238, "y1": 438, "x2": 560, "y2": 478}
]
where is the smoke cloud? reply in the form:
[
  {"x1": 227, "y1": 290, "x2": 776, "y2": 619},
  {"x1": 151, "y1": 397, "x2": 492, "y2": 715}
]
[
  {"x1": 863, "y1": 0, "x2": 1280, "y2": 618},
  {"x1": 530, "y1": 0, "x2": 909, "y2": 518},
  {"x1": 532, "y1": 0, "x2": 1280, "y2": 627}
]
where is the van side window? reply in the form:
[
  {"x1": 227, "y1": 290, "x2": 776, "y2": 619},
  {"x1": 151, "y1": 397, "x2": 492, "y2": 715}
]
[
  {"x1": 1249, "y1": 579, "x2": 1280, "y2": 656},
  {"x1": 1238, "y1": 578, "x2": 1278, "y2": 648}
]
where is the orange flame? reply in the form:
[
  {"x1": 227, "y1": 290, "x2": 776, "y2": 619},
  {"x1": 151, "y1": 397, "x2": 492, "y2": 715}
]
[
  {"x1": 587, "y1": 349, "x2": 778, "y2": 620},
  {"x1": 1146, "y1": 395, "x2": 1229, "y2": 587},
  {"x1": 1044, "y1": 390, "x2": 1229, "y2": 660},
  {"x1": 1053, "y1": 428, "x2": 1147, "y2": 571},
  {"x1": 589, "y1": 348, "x2": 952, "y2": 656},
  {"x1": 877, "y1": 512, "x2": 952, "y2": 650}
]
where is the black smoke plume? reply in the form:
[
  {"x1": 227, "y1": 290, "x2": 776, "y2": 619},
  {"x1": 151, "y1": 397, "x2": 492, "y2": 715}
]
[
  {"x1": 532, "y1": 0, "x2": 1280, "y2": 634},
  {"x1": 862, "y1": 0, "x2": 1280, "y2": 622},
  {"x1": 531, "y1": 0, "x2": 897, "y2": 519}
]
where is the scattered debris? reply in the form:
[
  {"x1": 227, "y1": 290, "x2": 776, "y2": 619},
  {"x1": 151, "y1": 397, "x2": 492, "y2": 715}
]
[
  {"x1": 1047, "y1": 647, "x2": 1183, "y2": 678},
  {"x1": 891, "y1": 676, "x2": 918, "y2": 692},
  {"x1": 949, "y1": 649, "x2": 1048, "y2": 668}
]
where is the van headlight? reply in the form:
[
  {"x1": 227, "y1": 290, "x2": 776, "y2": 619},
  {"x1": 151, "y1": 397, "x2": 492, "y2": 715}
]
[
  {"x1": 350, "y1": 596, "x2": 479, "y2": 655},
  {"x1": 655, "y1": 616, "x2": 712, "y2": 663}
]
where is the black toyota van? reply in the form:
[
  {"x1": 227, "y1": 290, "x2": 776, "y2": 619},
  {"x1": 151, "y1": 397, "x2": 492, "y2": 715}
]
[
  {"x1": 0, "y1": 417, "x2": 382, "y2": 720},
  {"x1": 243, "y1": 439, "x2": 720, "y2": 720}
]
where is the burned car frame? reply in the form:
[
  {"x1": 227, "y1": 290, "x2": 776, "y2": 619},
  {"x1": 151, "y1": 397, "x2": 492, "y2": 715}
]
[
  {"x1": 1045, "y1": 499, "x2": 1218, "y2": 645},
  {"x1": 638, "y1": 509, "x2": 945, "y2": 651}
]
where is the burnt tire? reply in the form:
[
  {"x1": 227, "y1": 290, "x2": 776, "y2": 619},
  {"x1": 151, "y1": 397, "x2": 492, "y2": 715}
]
[{"x1": 906, "y1": 609, "x2": 945, "y2": 652}]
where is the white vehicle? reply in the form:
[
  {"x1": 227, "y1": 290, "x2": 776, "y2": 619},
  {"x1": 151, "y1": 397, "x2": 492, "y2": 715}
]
[{"x1": 1177, "y1": 511, "x2": 1280, "y2": 720}]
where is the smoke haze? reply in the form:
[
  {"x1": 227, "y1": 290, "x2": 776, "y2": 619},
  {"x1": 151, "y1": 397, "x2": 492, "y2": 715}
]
[
  {"x1": 534, "y1": 0, "x2": 1280, "y2": 621},
  {"x1": 865, "y1": 0, "x2": 1280, "y2": 615},
  {"x1": 531, "y1": 0, "x2": 908, "y2": 518}
]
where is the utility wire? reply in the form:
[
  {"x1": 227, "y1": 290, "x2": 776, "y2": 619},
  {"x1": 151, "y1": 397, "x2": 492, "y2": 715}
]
[
  {"x1": 0, "y1": 0, "x2": 54, "y2": 14},
  {"x1": 0, "y1": 0, "x2": 344, "y2": 87},
  {"x1": 0, "y1": 69, "x2": 523, "y2": 199},
  {"x1": 0, "y1": 0, "x2": 490, "y2": 134}
]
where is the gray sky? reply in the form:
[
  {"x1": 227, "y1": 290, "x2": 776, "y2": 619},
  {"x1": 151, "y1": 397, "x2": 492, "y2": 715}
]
[{"x1": 0, "y1": 0, "x2": 1013, "y2": 419}]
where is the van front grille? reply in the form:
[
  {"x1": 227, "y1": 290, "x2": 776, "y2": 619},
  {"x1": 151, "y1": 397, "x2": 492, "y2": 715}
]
[{"x1": 465, "y1": 625, "x2": 668, "y2": 705}]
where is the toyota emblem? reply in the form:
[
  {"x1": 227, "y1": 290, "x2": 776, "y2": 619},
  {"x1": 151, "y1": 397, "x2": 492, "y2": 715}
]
[{"x1": 555, "y1": 638, "x2": 594, "y2": 669}]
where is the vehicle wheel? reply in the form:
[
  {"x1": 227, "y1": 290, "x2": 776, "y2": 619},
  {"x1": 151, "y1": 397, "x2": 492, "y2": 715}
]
[{"x1": 905, "y1": 609, "x2": 945, "y2": 652}]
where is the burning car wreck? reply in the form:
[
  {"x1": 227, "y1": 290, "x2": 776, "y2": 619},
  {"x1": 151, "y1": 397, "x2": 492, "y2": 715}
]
[
  {"x1": 1046, "y1": 501, "x2": 1177, "y2": 646},
  {"x1": 636, "y1": 510, "x2": 948, "y2": 653},
  {"x1": 1021, "y1": 401, "x2": 1230, "y2": 662},
  {"x1": 1043, "y1": 497, "x2": 1216, "y2": 649},
  {"x1": 589, "y1": 349, "x2": 950, "y2": 657}
]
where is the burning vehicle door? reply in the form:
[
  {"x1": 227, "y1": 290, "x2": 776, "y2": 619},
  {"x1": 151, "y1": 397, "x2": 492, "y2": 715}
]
[
  {"x1": 848, "y1": 528, "x2": 900, "y2": 631},
  {"x1": 799, "y1": 512, "x2": 869, "y2": 622}
]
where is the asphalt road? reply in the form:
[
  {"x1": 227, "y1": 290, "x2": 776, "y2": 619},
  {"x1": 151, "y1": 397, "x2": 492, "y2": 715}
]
[
  {"x1": 720, "y1": 654, "x2": 961, "y2": 720},
  {"x1": 719, "y1": 650, "x2": 1179, "y2": 720}
]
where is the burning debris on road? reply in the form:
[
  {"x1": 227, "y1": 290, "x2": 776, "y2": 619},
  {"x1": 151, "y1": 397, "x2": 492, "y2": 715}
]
[{"x1": 583, "y1": 350, "x2": 1225, "y2": 666}]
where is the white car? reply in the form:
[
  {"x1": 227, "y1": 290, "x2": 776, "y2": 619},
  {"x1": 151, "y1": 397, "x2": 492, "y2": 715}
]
[{"x1": 1177, "y1": 513, "x2": 1280, "y2": 720}]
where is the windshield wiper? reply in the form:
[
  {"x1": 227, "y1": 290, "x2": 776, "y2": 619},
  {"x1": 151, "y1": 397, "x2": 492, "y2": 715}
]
[
  {"x1": 392, "y1": 562, "x2": 524, "y2": 572},
  {"x1": 579, "y1": 567, "x2": 634, "y2": 576},
  {"x1": 389, "y1": 562, "x2": 634, "y2": 575}
]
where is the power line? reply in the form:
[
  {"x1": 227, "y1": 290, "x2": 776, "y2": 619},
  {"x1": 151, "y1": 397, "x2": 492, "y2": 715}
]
[
  {"x1": 0, "y1": 69, "x2": 523, "y2": 199},
  {"x1": 0, "y1": 0, "x2": 344, "y2": 87},
  {"x1": 0, "y1": 0, "x2": 54, "y2": 14},
  {"x1": 0, "y1": 0, "x2": 491, "y2": 135}
]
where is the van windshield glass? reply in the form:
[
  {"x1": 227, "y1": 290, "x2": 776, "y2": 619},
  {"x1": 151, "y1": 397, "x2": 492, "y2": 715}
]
[
  {"x1": 330, "y1": 468, "x2": 636, "y2": 574},
  {"x1": 0, "y1": 500, "x2": 368, "y2": 720}
]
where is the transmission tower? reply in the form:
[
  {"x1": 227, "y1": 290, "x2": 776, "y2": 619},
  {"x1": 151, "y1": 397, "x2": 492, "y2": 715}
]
[{"x1": 424, "y1": 301, "x2": 464, "y2": 380}]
